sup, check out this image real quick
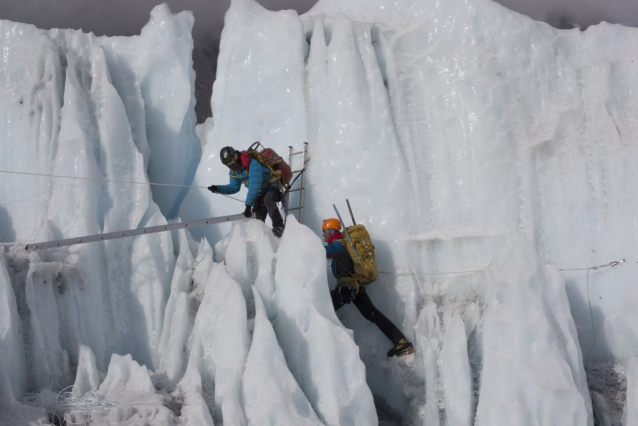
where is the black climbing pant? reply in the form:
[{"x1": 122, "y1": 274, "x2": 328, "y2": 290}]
[
  {"x1": 331, "y1": 286, "x2": 406, "y2": 345},
  {"x1": 253, "y1": 187, "x2": 284, "y2": 228}
]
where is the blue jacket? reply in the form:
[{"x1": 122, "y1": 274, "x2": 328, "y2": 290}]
[
  {"x1": 216, "y1": 158, "x2": 274, "y2": 206},
  {"x1": 325, "y1": 240, "x2": 354, "y2": 279}
]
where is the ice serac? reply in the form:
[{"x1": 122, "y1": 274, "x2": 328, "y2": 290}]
[
  {"x1": 476, "y1": 237, "x2": 593, "y2": 425},
  {"x1": 0, "y1": 1, "x2": 194, "y2": 414},
  {"x1": 440, "y1": 310, "x2": 473, "y2": 426},
  {"x1": 73, "y1": 345, "x2": 101, "y2": 395},
  {"x1": 180, "y1": 263, "x2": 249, "y2": 425},
  {"x1": 99, "y1": 4, "x2": 201, "y2": 219},
  {"x1": 273, "y1": 217, "x2": 378, "y2": 426},
  {"x1": 215, "y1": 219, "x2": 279, "y2": 317},
  {"x1": 243, "y1": 287, "x2": 323, "y2": 425},
  {"x1": 0, "y1": 19, "x2": 63, "y2": 242},
  {"x1": 158, "y1": 230, "x2": 213, "y2": 387},
  {"x1": 0, "y1": 255, "x2": 26, "y2": 406},
  {"x1": 77, "y1": 353, "x2": 175, "y2": 425},
  {"x1": 415, "y1": 302, "x2": 441, "y2": 425},
  {"x1": 178, "y1": 0, "x2": 307, "y2": 242}
]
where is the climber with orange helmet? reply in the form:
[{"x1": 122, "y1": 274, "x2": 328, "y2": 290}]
[{"x1": 322, "y1": 218, "x2": 413, "y2": 358}]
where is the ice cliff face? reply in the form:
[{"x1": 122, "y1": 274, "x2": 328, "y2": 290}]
[{"x1": 1, "y1": 0, "x2": 638, "y2": 424}]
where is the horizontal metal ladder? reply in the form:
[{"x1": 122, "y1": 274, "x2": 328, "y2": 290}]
[{"x1": 24, "y1": 214, "x2": 245, "y2": 251}]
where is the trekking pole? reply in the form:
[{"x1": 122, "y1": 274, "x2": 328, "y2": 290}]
[
  {"x1": 333, "y1": 204, "x2": 363, "y2": 266},
  {"x1": 346, "y1": 199, "x2": 356, "y2": 225}
]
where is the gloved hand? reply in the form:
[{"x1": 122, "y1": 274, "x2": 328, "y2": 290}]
[
  {"x1": 243, "y1": 205, "x2": 252, "y2": 218},
  {"x1": 207, "y1": 185, "x2": 218, "y2": 193}
]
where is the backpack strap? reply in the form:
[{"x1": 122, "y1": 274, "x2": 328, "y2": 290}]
[
  {"x1": 230, "y1": 170, "x2": 249, "y2": 187},
  {"x1": 247, "y1": 148, "x2": 285, "y2": 191},
  {"x1": 337, "y1": 276, "x2": 360, "y2": 290},
  {"x1": 335, "y1": 237, "x2": 360, "y2": 290}
]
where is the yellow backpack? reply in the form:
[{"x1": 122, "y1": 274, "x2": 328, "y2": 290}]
[{"x1": 337, "y1": 224, "x2": 378, "y2": 287}]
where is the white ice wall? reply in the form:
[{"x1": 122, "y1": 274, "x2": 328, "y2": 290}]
[
  {"x1": 0, "y1": 4, "x2": 200, "y2": 239},
  {"x1": 179, "y1": 0, "x2": 307, "y2": 241},
  {"x1": 303, "y1": 0, "x2": 638, "y2": 363},
  {"x1": 180, "y1": 0, "x2": 638, "y2": 367},
  {"x1": 174, "y1": 0, "x2": 638, "y2": 417},
  {"x1": 0, "y1": 4, "x2": 198, "y2": 404}
]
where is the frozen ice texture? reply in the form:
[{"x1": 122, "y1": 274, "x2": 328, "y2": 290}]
[
  {"x1": 273, "y1": 216, "x2": 378, "y2": 425},
  {"x1": 1, "y1": 0, "x2": 637, "y2": 423},
  {"x1": 475, "y1": 238, "x2": 592, "y2": 425},
  {"x1": 625, "y1": 357, "x2": 638, "y2": 425},
  {"x1": 243, "y1": 286, "x2": 323, "y2": 425}
]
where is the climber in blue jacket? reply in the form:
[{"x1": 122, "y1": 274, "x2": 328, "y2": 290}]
[{"x1": 208, "y1": 146, "x2": 285, "y2": 237}]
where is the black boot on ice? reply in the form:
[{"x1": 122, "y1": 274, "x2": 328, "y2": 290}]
[
  {"x1": 387, "y1": 339, "x2": 414, "y2": 358},
  {"x1": 272, "y1": 226, "x2": 284, "y2": 238}
]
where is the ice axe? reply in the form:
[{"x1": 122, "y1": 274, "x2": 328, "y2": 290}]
[{"x1": 333, "y1": 202, "x2": 363, "y2": 266}]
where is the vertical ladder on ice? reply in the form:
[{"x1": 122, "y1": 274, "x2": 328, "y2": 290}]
[{"x1": 284, "y1": 142, "x2": 309, "y2": 224}]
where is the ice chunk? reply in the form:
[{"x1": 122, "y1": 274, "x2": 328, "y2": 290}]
[
  {"x1": 591, "y1": 391, "x2": 613, "y2": 426},
  {"x1": 99, "y1": 353, "x2": 157, "y2": 398},
  {"x1": 157, "y1": 229, "x2": 197, "y2": 386},
  {"x1": 23, "y1": 262, "x2": 73, "y2": 390},
  {"x1": 272, "y1": 216, "x2": 377, "y2": 425},
  {"x1": 0, "y1": 255, "x2": 27, "y2": 405},
  {"x1": 178, "y1": 369, "x2": 215, "y2": 426},
  {"x1": 75, "y1": 353, "x2": 175, "y2": 425},
  {"x1": 475, "y1": 237, "x2": 593, "y2": 425},
  {"x1": 215, "y1": 220, "x2": 279, "y2": 318},
  {"x1": 243, "y1": 287, "x2": 322, "y2": 425},
  {"x1": 415, "y1": 301, "x2": 441, "y2": 425},
  {"x1": 624, "y1": 357, "x2": 638, "y2": 426},
  {"x1": 440, "y1": 310, "x2": 473, "y2": 426},
  {"x1": 158, "y1": 230, "x2": 214, "y2": 388},
  {"x1": 73, "y1": 344, "x2": 101, "y2": 395}
]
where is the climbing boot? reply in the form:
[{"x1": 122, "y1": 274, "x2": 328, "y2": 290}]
[
  {"x1": 387, "y1": 339, "x2": 414, "y2": 358},
  {"x1": 272, "y1": 226, "x2": 285, "y2": 238}
]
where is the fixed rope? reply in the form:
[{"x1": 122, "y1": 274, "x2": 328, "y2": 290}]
[
  {"x1": 0, "y1": 169, "x2": 245, "y2": 203},
  {"x1": 577, "y1": 259, "x2": 625, "y2": 362},
  {"x1": 378, "y1": 259, "x2": 628, "y2": 278},
  {"x1": 380, "y1": 259, "x2": 629, "y2": 363}
]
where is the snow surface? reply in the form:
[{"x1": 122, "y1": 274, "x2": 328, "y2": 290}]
[{"x1": 0, "y1": 0, "x2": 637, "y2": 424}]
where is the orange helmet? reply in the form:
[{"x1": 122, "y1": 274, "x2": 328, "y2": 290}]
[{"x1": 321, "y1": 218, "x2": 341, "y2": 231}]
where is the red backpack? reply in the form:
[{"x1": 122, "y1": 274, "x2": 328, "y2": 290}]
[{"x1": 246, "y1": 142, "x2": 292, "y2": 189}]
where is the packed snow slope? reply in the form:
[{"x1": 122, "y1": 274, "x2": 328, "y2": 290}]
[{"x1": 0, "y1": 0, "x2": 637, "y2": 425}]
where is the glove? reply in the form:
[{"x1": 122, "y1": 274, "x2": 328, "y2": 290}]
[
  {"x1": 243, "y1": 205, "x2": 252, "y2": 218},
  {"x1": 207, "y1": 185, "x2": 218, "y2": 193}
]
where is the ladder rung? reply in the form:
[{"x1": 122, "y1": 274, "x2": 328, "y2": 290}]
[
  {"x1": 292, "y1": 169, "x2": 306, "y2": 174},
  {"x1": 24, "y1": 214, "x2": 245, "y2": 251},
  {"x1": 287, "y1": 207, "x2": 302, "y2": 212},
  {"x1": 287, "y1": 188, "x2": 302, "y2": 193},
  {"x1": 289, "y1": 151, "x2": 305, "y2": 156}
]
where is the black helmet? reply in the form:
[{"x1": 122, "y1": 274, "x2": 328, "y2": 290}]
[{"x1": 220, "y1": 146, "x2": 239, "y2": 166}]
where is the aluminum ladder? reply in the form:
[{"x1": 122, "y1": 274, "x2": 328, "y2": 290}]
[
  {"x1": 24, "y1": 214, "x2": 245, "y2": 251},
  {"x1": 284, "y1": 142, "x2": 309, "y2": 224}
]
